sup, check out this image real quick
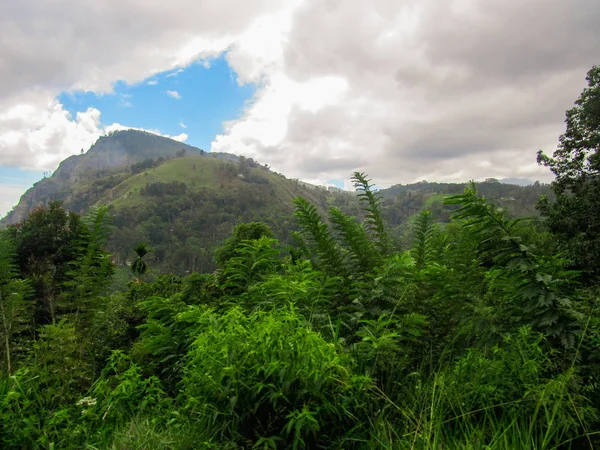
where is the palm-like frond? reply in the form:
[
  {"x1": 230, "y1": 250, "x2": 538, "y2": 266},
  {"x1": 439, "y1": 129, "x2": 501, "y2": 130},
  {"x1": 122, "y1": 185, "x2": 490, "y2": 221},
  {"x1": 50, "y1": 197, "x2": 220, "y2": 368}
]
[
  {"x1": 445, "y1": 183, "x2": 582, "y2": 347},
  {"x1": 293, "y1": 197, "x2": 348, "y2": 277},
  {"x1": 329, "y1": 207, "x2": 379, "y2": 275},
  {"x1": 352, "y1": 172, "x2": 391, "y2": 255}
]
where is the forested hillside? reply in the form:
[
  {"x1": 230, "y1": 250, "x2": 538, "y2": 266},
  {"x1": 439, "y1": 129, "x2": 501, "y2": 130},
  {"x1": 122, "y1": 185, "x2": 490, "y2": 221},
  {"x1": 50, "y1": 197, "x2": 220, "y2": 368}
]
[
  {"x1": 1, "y1": 66, "x2": 598, "y2": 450},
  {"x1": 1, "y1": 129, "x2": 550, "y2": 275},
  {"x1": 1, "y1": 130, "x2": 353, "y2": 274}
]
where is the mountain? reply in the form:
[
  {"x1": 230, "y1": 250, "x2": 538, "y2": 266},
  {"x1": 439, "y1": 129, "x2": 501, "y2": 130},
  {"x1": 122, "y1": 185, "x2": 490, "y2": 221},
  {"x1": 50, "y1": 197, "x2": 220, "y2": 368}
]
[
  {"x1": 379, "y1": 179, "x2": 552, "y2": 243},
  {"x1": 1, "y1": 130, "x2": 552, "y2": 274},
  {"x1": 2, "y1": 130, "x2": 224, "y2": 225},
  {"x1": 1, "y1": 130, "x2": 350, "y2": 273}
]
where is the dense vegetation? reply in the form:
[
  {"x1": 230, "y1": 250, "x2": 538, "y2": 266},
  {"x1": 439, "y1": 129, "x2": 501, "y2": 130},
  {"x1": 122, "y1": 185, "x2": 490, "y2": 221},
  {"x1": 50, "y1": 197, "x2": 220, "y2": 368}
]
[
  {"x1": 1, "y1": 130, "x2": 551, "y2": 278},
  {"x1": 1, "y1": 67, "x2": 599, "y2": 449}
]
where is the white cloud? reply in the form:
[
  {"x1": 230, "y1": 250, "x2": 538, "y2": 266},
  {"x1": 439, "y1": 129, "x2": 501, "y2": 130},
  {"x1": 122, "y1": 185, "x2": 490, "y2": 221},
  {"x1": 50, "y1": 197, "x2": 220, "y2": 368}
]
[
  {"x1": 211, "y1": 0, "x2": 599, "y2": 187},
  {"x1": 147, "y1": 80, "x2": 158, "y2": 85},
  {"x1": 0, "y1": 93, "x2": 104, "y2": 170},
  {"x1": 0, "y1": 0, "x2": 287, "y2": 172},
  {"x1": 166, "y1": 90, "x2": 182, "y2": 99},
  {"x1": 104, "y1": 123, "x2": 188, "y2": 143},
  {"x1": 0, "y1": 93, "x2": 188, "y2": 173},
  {"x1": 1, "y1": 0, "x2": 600, "y2": 202},
  {"x1": 171, "y1": 133, "x2": 188, "y2": 142},
  {"x1": 179, "y1": 122, "x2": 187, "y2": 129},
  {"x1": 0, "y1": 184, "x2": 32, "y2": 219},
  {"x1": 120, "y1": 94, "x2": 133, "y2": 107},
  {"x1": 166, "y1": 68, "x2": 184, "y2": 78}
]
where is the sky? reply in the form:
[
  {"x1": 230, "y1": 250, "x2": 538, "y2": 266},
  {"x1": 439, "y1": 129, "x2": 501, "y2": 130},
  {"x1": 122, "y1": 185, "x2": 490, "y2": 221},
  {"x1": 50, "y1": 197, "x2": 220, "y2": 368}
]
[{"x1": 1, "y1": 0, "x2": 599, "y2": 217}]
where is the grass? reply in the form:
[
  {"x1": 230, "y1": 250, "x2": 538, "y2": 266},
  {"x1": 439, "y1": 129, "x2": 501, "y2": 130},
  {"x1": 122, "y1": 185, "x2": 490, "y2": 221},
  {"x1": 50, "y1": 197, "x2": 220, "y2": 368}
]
[{"x1": 97, "y1": 155, "x2": 333, "y2": 212}]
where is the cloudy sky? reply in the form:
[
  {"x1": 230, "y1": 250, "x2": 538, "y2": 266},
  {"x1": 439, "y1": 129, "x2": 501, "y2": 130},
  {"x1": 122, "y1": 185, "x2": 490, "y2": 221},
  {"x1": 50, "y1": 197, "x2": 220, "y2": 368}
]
[{"x1": 1, "y1": 0, "x2": 599, "y2": 217}]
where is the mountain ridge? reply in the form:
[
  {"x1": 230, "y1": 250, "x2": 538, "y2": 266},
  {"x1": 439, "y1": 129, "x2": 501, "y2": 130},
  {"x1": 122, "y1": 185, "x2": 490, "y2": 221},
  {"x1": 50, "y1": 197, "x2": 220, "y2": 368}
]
[
  {"x1": 1, "y1": 130, "x2": 552, "y2": 274},
  {"x1": 2, "y1": 130, "x2": 240, "y2": 225}
]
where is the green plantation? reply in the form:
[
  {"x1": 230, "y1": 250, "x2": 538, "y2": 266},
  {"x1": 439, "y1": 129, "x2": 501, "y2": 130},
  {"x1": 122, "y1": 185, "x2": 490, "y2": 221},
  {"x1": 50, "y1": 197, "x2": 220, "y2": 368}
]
[{"x1": 1, "y1": 67, "x2": 600, "y2": 449}]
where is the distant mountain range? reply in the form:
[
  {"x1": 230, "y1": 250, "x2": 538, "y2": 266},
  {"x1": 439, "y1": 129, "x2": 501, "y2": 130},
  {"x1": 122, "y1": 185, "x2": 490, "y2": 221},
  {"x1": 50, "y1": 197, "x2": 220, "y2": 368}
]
[{"x1": 1, "y1": 130, "x2": 552, "y2": 274}]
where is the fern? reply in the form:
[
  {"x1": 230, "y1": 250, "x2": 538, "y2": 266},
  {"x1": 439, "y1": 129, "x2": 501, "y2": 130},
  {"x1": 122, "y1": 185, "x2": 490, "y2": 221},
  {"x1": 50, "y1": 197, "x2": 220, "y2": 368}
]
[
  {"x1": 67, "y1": 206, "x2": 115, "y2": 313},
  {"x1": 445, "y1": 183, "x2": 583, "y2": 348},
  {"x1": 329, "y1": 207, "x2": 379, "y2": 275},
  {"x1": 0, "y1": 233, "x2": 32, "y2": 375},
  {"x1": 221, "y1": 237, "x2": 281, "y2": 294},
  {"x1": 293, "y1": 197, "x2": 348, "y2": 277},
  {"x1": 412, "y1": 210, "x2": 436, "y2": 270},
  {"x1": 352, "y1": 172, "x2": 390, "y2": 255}
]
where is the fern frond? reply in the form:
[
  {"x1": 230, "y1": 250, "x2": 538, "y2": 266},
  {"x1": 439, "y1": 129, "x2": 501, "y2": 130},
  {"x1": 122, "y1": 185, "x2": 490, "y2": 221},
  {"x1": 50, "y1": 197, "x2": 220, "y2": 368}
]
[
  {"x1": 411, "y1": 210, "x2": 436, "y2": 270},
  {"x1": 221, "y1": 237, "x2": 280, "y2": 293},
  {"x1": 293, "y1": 197, "x2": 348, "y2": 277},
  {"x1": 351, "y1": 172, "x2": 390, "y2": 255},
  {"x1": 445, "y1": 183, "x2": 582, "y2": 348},
  {"x1": 329, "y1": 207, "x2": 379, "y2": 275},
  {"x1": 83, "y1": 206, "x2": 112, "y2": 250}
]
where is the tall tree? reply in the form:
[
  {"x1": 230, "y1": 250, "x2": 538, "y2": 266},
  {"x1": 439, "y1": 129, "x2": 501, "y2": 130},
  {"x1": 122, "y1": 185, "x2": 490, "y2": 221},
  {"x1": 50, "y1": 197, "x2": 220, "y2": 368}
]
[
  {"x1": 8, "y1": 202, "x2": 89, "y2": 325},
  {"x1": 537, "y1": 65, "x2": 600, "y2": 277}
]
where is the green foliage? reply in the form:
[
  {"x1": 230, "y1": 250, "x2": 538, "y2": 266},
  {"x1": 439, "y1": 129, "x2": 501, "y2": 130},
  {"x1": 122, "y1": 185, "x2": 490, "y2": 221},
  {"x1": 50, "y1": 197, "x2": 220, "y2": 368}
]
[
  {"x1": 411, "y1": 210, "x2": 437, "y2": 270},
  {"x1": 181, "y1": 306, "x2": 371, "y2": 448},
  {"x1": 220, "y1": 236, "x2": 281, "y2": 295},
  {"x1": 141, "y1": 181, "x2": 188, "y2": 197},
  {"x1": 1, "y1": 171, "x2": 600, "y2": 449},
  {"x1": 537, "y1": 66, "x2": 600, "y2": 279},
  {"x1": 293, "y1": 197, "x2": 348, "y2": 277},
  {"x1": 132, "y1": 294, "x2": 193, "y2": 393},
  {"x1": 32, "y1": 320, "x2": 94, "y2": 404},
  {"x1": 0, "y1": 232, "x2": 32, "y2": 375},
  {"x1": 353, "y1": 312, "x2": 427, "y2": 394},
  {"x1": 0, "y1": 279, "x2": 31, "y2": 376},
  {"x1": 65, "y1": 206, "x2": 115, "y2": 325},
  {"x1": 248, "y1": 259, "x2": 337, "y2": 322},
  {"x1": 0, "y1": 321, "x2": 92, "y2": 448},
  {"x1": 445, "y1": 184, "x2": 583, "y2": 348},
  {"x1": 352, "y1": 172, "x2": 391, "y2": 255},
  {"x1": 214, "y1": 222, "x2": 274, "y2": 267},
  {"x1": 434, "y1": 328, "x2": 593, "y2": 448},
  {"x1": 330, "y1": 207, "x2": 380, "y2": 275},
  {"x1": 8, "y1": 201, "x2": 90, "y2": 325},
  {"x1": 81, "y1": 351, "x2": 171, "y2": 443},
  {"x1": 86, "y1": 291, "x2": 144, "y2": 371},
  {"x1": 132, "y1": 242, "x2": 152, "y2": 278}
]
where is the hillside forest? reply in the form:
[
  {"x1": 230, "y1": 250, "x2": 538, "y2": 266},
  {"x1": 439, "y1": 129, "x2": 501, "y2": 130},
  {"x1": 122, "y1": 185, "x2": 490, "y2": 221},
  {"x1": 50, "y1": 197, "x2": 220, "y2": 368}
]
[{"x1": 0, "y1": 66, "x2": 599, "y2": 449}]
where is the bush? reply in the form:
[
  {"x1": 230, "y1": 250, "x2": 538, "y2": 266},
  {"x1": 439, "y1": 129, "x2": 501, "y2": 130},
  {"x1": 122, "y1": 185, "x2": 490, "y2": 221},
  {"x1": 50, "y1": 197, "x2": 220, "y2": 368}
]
[{"x1": 180, "y1": 306, "x2": 372, "y2": 448}]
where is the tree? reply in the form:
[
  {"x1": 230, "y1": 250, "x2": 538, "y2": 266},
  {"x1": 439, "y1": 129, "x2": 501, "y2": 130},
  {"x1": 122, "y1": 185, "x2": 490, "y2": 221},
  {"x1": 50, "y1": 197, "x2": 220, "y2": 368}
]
[
  {"x1": 131, "y1": 243, "x2": 152, "y2": 280},
  {"x1": 214, "y1": 222, "x2": 273, "y2": 267},
  {"x1": 8, "y1": 202, "x2": 89, "y2": 325},
  {"x1": 537, "y1": 66, "x2": 600, "y2": 277}
]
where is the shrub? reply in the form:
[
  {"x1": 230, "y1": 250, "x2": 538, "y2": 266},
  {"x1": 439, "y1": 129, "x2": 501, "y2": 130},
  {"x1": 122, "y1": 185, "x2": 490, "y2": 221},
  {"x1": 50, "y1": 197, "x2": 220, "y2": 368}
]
[{"x1": 180, "y1": 306, "x2": 372, "y2": 448}]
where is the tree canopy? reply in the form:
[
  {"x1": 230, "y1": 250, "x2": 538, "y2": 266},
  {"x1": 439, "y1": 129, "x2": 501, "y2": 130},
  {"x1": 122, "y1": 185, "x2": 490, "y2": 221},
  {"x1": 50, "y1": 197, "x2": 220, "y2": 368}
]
[{"x1": 538, "y1": 66, "x2": 600, "y2": 276}]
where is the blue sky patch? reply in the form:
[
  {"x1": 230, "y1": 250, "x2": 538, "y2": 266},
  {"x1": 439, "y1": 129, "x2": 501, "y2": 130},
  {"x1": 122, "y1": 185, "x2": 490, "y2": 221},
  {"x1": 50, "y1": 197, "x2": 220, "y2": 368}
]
[
  {"x1": 59, "y1": 55, "x2": 256, "y2": 152},
  {"x1": 1, "y1": 56, "x2": 257, "y2": 217}
]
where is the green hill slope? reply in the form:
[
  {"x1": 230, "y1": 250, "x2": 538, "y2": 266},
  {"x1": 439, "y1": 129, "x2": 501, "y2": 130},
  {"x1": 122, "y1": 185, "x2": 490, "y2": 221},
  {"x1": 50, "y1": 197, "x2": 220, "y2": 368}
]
[
  {"x1": 1, "y1": 130, "x2": 552, "y2": 275},
  {"x1": 99, "y1": 155, "x2": 342, "y2": 272},
  {"x1": 0, "y1": 129, "x2": 350, "y2": 274},
  {"x1": 2, "y1": 130, "x2": 208, "y2": 225}
]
